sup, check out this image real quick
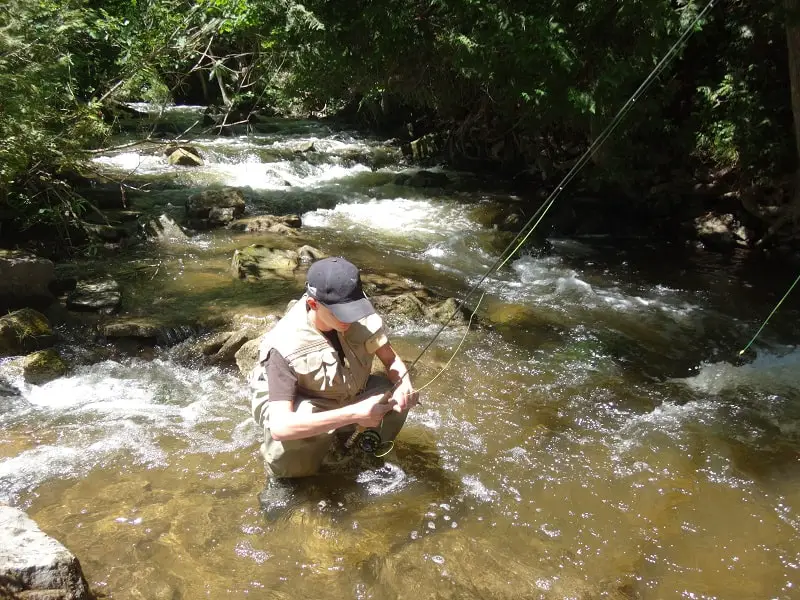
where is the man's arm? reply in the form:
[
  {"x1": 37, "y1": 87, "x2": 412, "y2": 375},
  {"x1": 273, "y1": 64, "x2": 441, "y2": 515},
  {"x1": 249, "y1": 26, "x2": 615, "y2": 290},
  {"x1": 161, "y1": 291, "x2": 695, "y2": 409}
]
[
  {"x1": 265, "y1": 348, "x2": 395, "y2": 441},
  {"x1": 268, "y1": 396, "x2": 394, "y2": 441},
  {"x1": 375, "y1": 342, "x2": 420, "y2": 412}
]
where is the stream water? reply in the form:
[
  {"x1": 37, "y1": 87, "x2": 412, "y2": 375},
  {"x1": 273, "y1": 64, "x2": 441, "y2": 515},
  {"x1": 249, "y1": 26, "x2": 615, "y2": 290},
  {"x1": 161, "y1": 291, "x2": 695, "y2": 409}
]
[{"x1": 1, "y1": 106, "x2": 800, "y2": 599}]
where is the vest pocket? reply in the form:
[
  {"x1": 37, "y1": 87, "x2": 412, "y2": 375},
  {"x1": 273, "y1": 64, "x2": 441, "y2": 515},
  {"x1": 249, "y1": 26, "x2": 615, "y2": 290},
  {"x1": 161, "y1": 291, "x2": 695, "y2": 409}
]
[{"x1": 295, "y1": 351, "x2": 343, "y2": 393}]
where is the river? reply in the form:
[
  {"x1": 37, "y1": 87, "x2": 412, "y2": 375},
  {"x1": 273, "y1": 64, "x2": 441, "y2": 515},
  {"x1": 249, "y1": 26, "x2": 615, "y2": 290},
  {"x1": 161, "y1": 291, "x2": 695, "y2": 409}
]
[{"x1": 1, "y1": 105, "x2": 799, "y2": 599}]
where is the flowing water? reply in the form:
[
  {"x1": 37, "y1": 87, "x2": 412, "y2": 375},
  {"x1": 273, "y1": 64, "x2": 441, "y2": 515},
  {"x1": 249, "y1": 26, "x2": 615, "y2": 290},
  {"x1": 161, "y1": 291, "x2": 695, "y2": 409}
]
[{"x1": 2, "y1": 106, "x2": 800, "y2": 599}]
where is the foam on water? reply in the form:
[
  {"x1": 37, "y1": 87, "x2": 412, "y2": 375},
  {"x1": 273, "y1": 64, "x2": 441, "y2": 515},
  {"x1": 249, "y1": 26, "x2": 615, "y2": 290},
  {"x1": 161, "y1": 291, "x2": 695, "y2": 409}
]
[
  {"x1": 680, "y1": 348, "x2": 800, "y2": 396},
  {"x1": 486, "y1": 254, "x2": 701, "y2": 324},
  {"x1": 0, "y1": 359, "x2": 253, "y2": 504},
  {"x1": 303, "y1": 198, "x2": 477, "y2": 238}
]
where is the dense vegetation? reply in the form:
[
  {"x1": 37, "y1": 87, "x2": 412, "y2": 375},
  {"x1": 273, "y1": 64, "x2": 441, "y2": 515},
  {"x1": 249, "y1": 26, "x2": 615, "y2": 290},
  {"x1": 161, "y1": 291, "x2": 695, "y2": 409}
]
[{"x1": 1, "y1": 0, "x2": 798, "y2": 249}]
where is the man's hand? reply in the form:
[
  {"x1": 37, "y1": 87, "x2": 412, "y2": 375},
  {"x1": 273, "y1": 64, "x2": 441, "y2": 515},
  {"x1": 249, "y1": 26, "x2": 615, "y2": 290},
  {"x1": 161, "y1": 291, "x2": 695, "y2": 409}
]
[
  {"x1": 391, "y1": 378, "x2": 419, "y2": 413},
  {"x1": 352, "y1": 391, "x2": 396, "y2": 428}
]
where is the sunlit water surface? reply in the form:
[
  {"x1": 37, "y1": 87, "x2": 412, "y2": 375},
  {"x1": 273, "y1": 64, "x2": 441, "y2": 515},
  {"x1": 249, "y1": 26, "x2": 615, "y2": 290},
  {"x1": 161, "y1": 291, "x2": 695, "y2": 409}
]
[{"x1": 1, "y1": 107, "x2": 799, "y2": 599}]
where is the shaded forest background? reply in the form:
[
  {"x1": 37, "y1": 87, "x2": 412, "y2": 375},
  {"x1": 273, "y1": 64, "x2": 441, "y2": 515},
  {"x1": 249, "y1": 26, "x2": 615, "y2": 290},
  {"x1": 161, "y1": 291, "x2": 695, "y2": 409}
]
[{"x1": 1, "y1": 0, "x2": 799, "y2": 251}]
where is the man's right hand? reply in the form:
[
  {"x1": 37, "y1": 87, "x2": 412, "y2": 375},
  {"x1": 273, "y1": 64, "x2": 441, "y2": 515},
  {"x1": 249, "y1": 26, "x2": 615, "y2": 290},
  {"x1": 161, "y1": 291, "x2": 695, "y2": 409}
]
[{"x1": 352, "y1": 392, "x2": 396, "y2": 428}]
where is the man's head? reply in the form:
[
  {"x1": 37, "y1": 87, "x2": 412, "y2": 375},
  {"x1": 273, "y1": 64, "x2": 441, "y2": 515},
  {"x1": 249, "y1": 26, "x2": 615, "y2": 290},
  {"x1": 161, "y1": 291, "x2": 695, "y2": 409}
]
[{"x1": 305, "y1": 257, "x2": 375, "y2": 329}]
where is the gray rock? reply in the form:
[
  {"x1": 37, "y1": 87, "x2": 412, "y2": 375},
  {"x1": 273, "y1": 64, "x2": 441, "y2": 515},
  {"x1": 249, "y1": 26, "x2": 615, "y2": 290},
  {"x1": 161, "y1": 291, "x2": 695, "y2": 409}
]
[
  {"x1": 0, "y1": 308, "x2": 56, "y2": 358},
  {"x1": 186, "y1": 188, "x2": 246, "y2": 228},
  {"x1": 143, "y1": 214, "x2": 190, "y2": 242},
  {"x1": 165, "y1": 145, "x2": 203, "y2": 167},
  {"x1": 66, "y1": 279, "x2": 121, "y2": 314},
  {"x1": 235, "y1": 336, "x2": 264, "y2": 378},
  {"x1": 0, "y1": 506, "x2": 90, "y2": 600},
  {"x1": 22, "y1": 349, "x2": 68, "y2": 385},
  {"x1": 0, "y1": 250, "x2": 55, "y2": 311},
  {"x1": 210, "y1": 329, "x2": 261, "y2": 366}
]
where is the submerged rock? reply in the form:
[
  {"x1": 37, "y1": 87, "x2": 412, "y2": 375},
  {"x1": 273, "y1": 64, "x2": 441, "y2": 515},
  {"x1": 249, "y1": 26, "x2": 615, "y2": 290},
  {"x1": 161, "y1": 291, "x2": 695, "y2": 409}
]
[
  {"x1": 66, "y1": 279, "x2": 121, "y2": 314},
  {"x1": 394, "y1": 170, "x2": 450, "y2": 188},
  {"x1": 22, "y1": 348, "x2": 68, "y2": 385},
  {"x1": 0, "y1": 308, "x2": 56, "y2": 358},
  {"x1": 0, "y1": 375, "x2": 21, "y2": 396},
  {"x1": 0, "y1": 506, "x2": 91, "y2": 600},
  {"x1": 0, "y1": 250, "x2": 55, "y2": 311},
  {"x1": 228, "y1": 214, "x2": 302, "y2": 234},
  {"x1": 231, "y1": 245, "x2": 326, "y2": 281},
  {"x1": 186, "y1": 187, "x2": 246, "y2": 229}
]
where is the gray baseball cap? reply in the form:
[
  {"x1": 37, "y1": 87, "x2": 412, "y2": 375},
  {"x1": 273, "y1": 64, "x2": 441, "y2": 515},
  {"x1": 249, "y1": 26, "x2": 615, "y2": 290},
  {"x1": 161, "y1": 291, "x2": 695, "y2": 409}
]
[{"x1": 306, "y1": 257, "x2": 376, "y2": 323}]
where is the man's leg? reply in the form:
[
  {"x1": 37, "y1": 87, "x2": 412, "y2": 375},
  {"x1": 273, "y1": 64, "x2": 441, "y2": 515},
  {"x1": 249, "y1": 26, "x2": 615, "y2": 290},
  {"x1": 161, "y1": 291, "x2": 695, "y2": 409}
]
[{"x1": 261, "y1": 396, "x2": 340, "y2": 478}]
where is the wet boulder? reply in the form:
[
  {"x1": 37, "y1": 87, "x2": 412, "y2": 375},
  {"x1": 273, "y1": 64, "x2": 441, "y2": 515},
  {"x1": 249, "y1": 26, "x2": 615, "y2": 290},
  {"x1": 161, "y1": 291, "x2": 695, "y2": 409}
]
[
  {"x1": 22, "y1": 348, "x2": 68, "y2": 385},
  {"x1": 0, "y1": 506, "x2": 91, "y2": 600},
  {"x1": 165, "y1": 145, "x2": 204, "y2": 167},
  {"x1": 186, "y1": 187, "x2": 246, "y2": 229},
  {"x1": 231, "y1": 245, "x2": 326, "y2": 281},
  {"x1": 0, "y1": 308, "x2": 56, "y2": 358},
  {"x1": 228, "y1": 214, "x2": 302, "y2": 235},
  {"x1": 694, "y1": 212, "x2": 750, "y2": 249},
  {"x1": 0, "y1": 250, "x2": 55, "y2": 311},
  {"x1": 66, "y1": 278, "x2": 121, "y2": 314}
]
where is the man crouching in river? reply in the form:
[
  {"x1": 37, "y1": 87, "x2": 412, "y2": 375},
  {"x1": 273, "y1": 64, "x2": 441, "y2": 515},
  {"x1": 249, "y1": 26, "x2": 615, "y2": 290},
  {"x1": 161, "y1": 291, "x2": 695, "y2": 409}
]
[{"x1": 249, "y1": 257, "x2": 419, "y2": 509}]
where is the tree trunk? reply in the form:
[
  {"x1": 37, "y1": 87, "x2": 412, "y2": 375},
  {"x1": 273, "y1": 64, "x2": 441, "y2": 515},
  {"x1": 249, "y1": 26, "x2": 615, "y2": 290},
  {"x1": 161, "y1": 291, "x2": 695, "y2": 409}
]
[{"x1": 785, "y1": 0, "x2": 800, "y2": 217}]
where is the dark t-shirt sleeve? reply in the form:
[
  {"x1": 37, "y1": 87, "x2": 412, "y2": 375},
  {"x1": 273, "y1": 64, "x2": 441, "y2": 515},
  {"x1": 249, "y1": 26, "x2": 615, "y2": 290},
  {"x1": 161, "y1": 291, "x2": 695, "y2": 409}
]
[{"x1": 265, "y1": 348, "x2": 297, "y2": 403}]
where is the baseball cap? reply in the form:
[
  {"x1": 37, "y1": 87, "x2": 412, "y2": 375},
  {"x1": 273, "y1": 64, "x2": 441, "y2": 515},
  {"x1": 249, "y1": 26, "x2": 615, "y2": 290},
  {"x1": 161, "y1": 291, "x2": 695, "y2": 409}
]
[{"x1": 306, "y1": 257, "x2": 376, "y2": 323}]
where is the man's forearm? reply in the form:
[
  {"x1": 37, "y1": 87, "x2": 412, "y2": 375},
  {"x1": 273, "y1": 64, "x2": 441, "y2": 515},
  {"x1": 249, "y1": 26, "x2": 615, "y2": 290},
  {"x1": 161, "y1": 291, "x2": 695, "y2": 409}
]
[{"x1": 270, "y1": 405, "x2": 358, "y2": 441}]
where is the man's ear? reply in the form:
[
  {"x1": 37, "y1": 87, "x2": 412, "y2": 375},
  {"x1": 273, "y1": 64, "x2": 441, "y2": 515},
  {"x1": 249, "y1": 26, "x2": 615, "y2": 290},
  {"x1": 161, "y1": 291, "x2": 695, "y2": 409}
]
[{"x1": 307, "y1": 297, "x2": 318, "y2": 310}]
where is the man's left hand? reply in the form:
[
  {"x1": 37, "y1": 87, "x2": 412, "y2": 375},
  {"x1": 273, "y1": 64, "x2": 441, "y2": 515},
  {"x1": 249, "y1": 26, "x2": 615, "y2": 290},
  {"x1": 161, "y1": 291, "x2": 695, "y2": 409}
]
[{"x1": 391, "y1": 379, "x2": 420, "y2": 412}]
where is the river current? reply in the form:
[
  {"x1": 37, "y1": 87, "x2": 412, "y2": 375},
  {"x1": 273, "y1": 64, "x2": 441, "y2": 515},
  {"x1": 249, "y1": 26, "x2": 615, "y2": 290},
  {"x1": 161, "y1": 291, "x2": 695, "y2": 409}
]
[{"x1": 1, "y1": 106, "x2": 799, "y2": 599}]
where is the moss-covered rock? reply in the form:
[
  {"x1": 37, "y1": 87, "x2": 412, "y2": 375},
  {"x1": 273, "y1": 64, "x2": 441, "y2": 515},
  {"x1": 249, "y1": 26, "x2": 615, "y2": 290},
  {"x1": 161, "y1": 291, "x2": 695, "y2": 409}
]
[
  {"x1": 231, "y1": 244, "x2": 325, "y2": 281},
  {"x1": 0, "y1": 308, "x2": 56, "y2": 358},
  {"x1": 228, "y1": 214, "x2": 302, "y2": 234},
  {"x1": 22, "y1": 349, "x2": 68, "y2": 385}
]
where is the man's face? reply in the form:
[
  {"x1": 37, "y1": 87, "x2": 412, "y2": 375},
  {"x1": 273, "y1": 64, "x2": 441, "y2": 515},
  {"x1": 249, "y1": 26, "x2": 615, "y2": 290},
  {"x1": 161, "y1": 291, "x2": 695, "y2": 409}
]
[{"x1": 309, "y1": 299, "x2": 351, "y2": 332}]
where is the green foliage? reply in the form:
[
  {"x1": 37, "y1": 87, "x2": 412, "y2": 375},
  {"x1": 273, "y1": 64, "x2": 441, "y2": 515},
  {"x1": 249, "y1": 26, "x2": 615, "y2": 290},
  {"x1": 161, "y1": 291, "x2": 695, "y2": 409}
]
[
  {"x1": 0, "y1": 0, "x2": 796, "y2": 245},
  {"x1": 0, "y1": 0, "x2": 110, "y2": 235}
]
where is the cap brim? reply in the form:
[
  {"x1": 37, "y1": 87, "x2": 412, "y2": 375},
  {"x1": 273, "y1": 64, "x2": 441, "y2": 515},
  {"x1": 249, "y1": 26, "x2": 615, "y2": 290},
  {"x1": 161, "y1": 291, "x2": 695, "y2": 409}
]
[{"x1": 325, "y1": 297, "x2": 376, "y2": 323}]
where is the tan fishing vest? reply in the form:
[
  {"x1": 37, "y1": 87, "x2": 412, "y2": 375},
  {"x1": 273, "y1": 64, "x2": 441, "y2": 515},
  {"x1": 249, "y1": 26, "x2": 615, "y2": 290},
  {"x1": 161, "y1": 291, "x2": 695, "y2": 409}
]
[{"x1": 252, "y1": 294, "x2": 388, "y2": 404}]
